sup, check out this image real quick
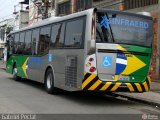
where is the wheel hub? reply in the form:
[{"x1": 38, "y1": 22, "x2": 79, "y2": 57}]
[{"x1": 47, "y1": 73, "x2": 52, "y2": 89}]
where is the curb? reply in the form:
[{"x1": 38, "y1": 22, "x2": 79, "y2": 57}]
[{"x1": 113, "y1": 93, "x2": 160, "y2": 109}]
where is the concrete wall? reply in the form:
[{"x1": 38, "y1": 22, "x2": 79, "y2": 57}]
[
  {"x1": 93, "y1": 0, "x2": 123, "y2": 10},
  {"x1": 20, "y1": 11, "x2": 29, "y2": 29},
  {"x1": 14, "y1": 10, "x2": 29, "y2": 30}
]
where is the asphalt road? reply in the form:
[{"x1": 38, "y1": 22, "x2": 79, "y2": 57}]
[{"x1": 0, "y1": 66, "x2": 160, "y2": 115}]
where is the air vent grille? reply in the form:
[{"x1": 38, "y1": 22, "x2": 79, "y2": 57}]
[{"x1": 65, "y1": 56, "x2": 77, "y2": 88}]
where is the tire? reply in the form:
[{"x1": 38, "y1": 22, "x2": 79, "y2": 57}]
[
  {"x1": 13, "y1": 65, "x2": 21, "y2": 81},
  {"x1": 45, "y1": 68, "x2": 58, "y2": 94}
]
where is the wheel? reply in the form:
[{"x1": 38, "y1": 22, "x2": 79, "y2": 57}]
[
  {"x1": 13, "y1": 65, "x2": 21, "y2": 81},
  {"x1": 45, "y1": 68, "x2": 58, "y2": 94}
]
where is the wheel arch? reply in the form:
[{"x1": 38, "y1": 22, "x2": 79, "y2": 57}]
[
  {"x1": 44, "y1": 65, "x2": 55, "y2": 84},
  {"x1": 12, "y1": 62, "x2": 16, "y2": 74}
]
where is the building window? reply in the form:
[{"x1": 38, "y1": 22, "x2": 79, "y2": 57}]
[
  {"x1": 57, "y1": 1, "x2": 70, "y2": 16},
  {"x1": 76, "y1": 0, "x2": 92, "y2": 12},
  {"x1": 124, "y1": 0, "x2": 158, "y2": 10},
  {"x1": 0, "y1": 28, "x2": 5, "y2": 41},
  {"x1": 51, "y1": 0, "x2": 55, "y2": 9}
]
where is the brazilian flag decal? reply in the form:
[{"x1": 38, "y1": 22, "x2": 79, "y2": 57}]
[
  {"x1": 22, "y1": 57, "x2": 29, "y2": 79},
  {"x1": 6, "y1": 56, "x2": 29, "y2": 79}
]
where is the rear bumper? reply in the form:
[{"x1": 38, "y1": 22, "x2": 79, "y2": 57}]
[{"x1": 82, "y1": 73, "x2": 151, "y2": 92}]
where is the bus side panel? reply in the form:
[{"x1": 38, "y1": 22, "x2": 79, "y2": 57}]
[
  {"x1": 22, "y1": 54, "x2": 55, "y2": 83},
  {"x1": 6, "y1": 56, "x2": 14, "y2": 74},
  {"x1": 6, "y1": 55, "x2": 29, "y2": 79},
  {"x1": 26, "y1": 56, "x2": 44, "y2": 82},
  {"x1": 51, "y1": 49, "x2": 85, "y2": 91},
  {"x1": 6, "y1": 55, "x2": 45, "y2": 81}
]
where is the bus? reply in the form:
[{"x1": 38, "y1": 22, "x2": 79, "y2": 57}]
[{"x1": 6, "y1": 8, "x2": 153, "y2": 94}]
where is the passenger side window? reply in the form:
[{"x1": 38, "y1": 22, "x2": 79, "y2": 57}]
[
  {"x1": 64, "y1": 18, "x2": 84, "y2": 48},
  {"x1": 24, "y1": 30, "x2": 32, "y2": 55},
  {"x1": 38, "y1": 26, "x2": 51, "y2": 55},
  {"x1": 50, "y1": 23, "x2": 65, "y2": 48},
  {"x1": 13, "y1": 33, "x2": 20, "y2": 54},
  {"x1": 32, "y1": 28, "x2": 40, "y2": 55},
  {"x1": 18, "y1": 32, "x2": 25, "y2": 54}
]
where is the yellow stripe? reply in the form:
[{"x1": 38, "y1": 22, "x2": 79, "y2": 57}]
[
  {"x1": 147, "y1": 77, "x2": 151, "y2": 85},
  {"x1": 100, "y1": 82, "x2": 112, "y2": 91},
  {"x1": 110, "y1": 83, "x2": 122, "y2": 92},
  {"x1": 135, "y1": 83, "x2": 142, "y2": 92},
  {"x1": 82, "y1": 74, "x2": 96, "y2": 89},
  {"x1": 114, "y1": 75, "x2": 119, "y2": 81},
  {"x1": 125, "y1": 83, "x2": 135, "y2": 92},
  {"x1": 143, "y1": 82, "x2": 149, "y2": 92},
  {"x1": 88, "y1": 80, "x2": 102, "y2": 90},
  {"x1": 84, "y1": 72, "x2": 87, "y2": 76}
]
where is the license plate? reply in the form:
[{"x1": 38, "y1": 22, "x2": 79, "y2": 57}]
[{"x1": 118, "y1": 76, "x2": 129, "y2": 81}]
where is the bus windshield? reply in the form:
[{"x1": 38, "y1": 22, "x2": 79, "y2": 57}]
[{"x1": 96, "y1": 11, "x2": 153, "y2": 47}]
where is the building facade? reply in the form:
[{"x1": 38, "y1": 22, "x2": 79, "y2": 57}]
[
  {"x1": 55, "y1": 0, "x2": 92, "y2": 16},
  {"x1": 14, "y1": 10, "x2": 29, "y2": 31},
  {"x1": 29, "y1": 0, "x2": 56, "y2": 25},
  {"x1": 55, "y1": 0, "x2": 122, "y2": 16},
  {"x1": 0, "y1": 19, "x2": 14, "y2": 60},
  {"x1": 0, "y1": 0, "x2": 29, "y2": 60}
]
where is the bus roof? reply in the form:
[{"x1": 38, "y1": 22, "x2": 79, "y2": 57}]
[{"x1": 10, "y1": 8, "x2": 95, "y2": 34}]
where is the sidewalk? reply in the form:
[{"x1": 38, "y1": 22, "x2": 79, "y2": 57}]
[
  {"x1": 116, "y1": 81, "x2": 160, "y2": 107},
  {"x1": 0, "y1": 60, "x2": 5, "y2": 69}
]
